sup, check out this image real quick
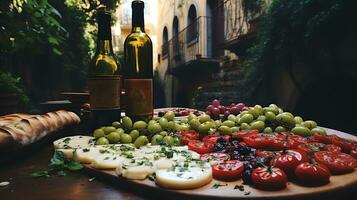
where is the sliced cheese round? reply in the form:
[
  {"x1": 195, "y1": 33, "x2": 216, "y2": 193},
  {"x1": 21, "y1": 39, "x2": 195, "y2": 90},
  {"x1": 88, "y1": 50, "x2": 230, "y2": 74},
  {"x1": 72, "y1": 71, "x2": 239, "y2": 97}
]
[
  {"x1": 53, "y1": 135, "x2": 95, "y2": 149},
  {"x1": 155, "y1": 162, "x2": 212, "y2": 189}
]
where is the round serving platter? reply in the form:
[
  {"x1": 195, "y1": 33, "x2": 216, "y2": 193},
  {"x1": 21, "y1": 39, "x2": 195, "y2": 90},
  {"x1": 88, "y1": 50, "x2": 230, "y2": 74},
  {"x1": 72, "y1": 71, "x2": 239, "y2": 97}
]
[{"x1": 84, "y1": 128, "x2": 357, "y2": 199}]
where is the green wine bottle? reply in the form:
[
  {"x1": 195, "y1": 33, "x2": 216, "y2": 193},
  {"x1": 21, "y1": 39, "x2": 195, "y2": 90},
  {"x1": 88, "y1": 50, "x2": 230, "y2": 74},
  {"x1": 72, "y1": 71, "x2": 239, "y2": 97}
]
[
  {"x1": 88, "y1": 11, "x2": 121, "y2": 128},
  {"x1": 123, "y1": 0, "x2": 153, "y2": 121}
]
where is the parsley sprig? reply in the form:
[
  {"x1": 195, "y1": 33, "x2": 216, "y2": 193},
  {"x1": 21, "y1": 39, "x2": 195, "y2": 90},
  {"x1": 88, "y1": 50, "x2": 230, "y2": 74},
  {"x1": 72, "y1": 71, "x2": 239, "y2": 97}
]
[{"x1": 31, "y1": 150, "x2": 83, "y2": 178}]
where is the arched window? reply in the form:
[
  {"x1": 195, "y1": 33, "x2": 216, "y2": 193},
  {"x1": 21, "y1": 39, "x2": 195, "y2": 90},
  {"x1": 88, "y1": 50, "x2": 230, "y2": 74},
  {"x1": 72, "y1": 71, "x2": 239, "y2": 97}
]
[
  {"x1": 162, "y1": 26, "x2": 168, "y2": 56},
  {"x1": 173, "y1": 16, "x2": 179, "y2": 37},
  {"x1": 187, "y1": 5, "x2": 197, "y2": 43},
  {"x1": 172, "y1": 16, "x2": 180, "y2": 53}
]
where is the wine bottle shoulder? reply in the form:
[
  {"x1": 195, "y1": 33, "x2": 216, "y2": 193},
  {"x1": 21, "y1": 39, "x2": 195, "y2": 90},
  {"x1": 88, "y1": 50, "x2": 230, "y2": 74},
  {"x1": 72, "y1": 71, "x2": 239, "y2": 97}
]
[
  {"x1": 89, "y1": 54, "x2": 120, "y2": 76},
  {"x1": 124, "y1": 32, "x2": 152, "y2": 47}
]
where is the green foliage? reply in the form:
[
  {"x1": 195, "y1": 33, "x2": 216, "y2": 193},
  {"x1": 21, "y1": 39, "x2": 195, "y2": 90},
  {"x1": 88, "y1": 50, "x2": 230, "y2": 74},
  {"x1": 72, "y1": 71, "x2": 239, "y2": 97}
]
[
  {"x1": 0, "y1": 72, "x2": 29, "y2": 106},
  {"x1": 240, "y1": 0, "x2": 357, "y2": 102},
  {"x1": 31, "y1": 150, "x2": 83, "y2": 178}
]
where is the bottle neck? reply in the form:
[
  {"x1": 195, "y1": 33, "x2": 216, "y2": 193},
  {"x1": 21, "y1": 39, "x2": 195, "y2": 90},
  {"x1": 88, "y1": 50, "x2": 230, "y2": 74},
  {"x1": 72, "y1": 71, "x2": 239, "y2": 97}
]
[
  {"x1": 97, "y1": 40, "x2": 113, "y2": 54},
  {"x1": 132, "y1": 4, "x2": 145, "y2": 32}
]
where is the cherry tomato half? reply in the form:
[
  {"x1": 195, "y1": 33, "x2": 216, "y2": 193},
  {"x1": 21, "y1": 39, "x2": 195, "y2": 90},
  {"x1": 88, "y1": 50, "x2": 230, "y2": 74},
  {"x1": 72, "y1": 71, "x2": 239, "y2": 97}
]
[
  {"x1": 180, "y1": 130, "x2": 199, "y2": 139},
  {"x1": 314, "y1": 133, "x2": 333, "y2": 144},
  {"x1": 243, "y1": 133, "x2": 278, "y2": 149},
  {"x1": 187, "y1": 140, "x2": 214, "y2": 154},
  {"x1": 232, "y1": 129, "x2": 259, "y2": 140},
  {"x1": 314, "y1": 151, "x2": 357, "y2": 174},
  {"x1": 270, "y1": 149, "x2": 309, "y2": 176},
  {"x1": 251, "y1": 166, "x2": 288, "y2": 190},
  {"x1": 212, "y1": 160, "x2": 244, "y2": 181},
  {"x1": 200, "y1": 153, "x2": 230, "y2": 165},
  {"x1": 202, "y1": 134, "x2": 230, "y2": 144},
  {"x1": 331, "y1": 136, "x2": 357, "y2": 153},
  {"x1": 294, "y1": 162, "x2": 330, "y2": 185}
]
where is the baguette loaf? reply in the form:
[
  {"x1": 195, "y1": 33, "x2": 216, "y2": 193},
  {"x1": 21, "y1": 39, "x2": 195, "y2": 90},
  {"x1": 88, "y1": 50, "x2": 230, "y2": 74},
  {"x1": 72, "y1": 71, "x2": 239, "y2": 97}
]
[{"x1": 0, "y1": 110, "x2": 80, "y2": 151}]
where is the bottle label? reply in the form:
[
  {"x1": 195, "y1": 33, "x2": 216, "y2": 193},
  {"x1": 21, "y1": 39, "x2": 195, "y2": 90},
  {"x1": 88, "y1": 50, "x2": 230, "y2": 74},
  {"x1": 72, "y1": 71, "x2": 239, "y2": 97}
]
[
  {"x1": 88, "y1": 75, "x2": 121, "y2": 110},
  {"x1": 124, "y1": 79, "x2": 153, "y2": 116}
]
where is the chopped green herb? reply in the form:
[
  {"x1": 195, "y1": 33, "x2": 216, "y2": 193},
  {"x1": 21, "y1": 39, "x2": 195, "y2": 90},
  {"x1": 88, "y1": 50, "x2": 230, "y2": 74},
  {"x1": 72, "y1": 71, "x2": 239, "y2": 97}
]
[
  {"x1": 99, "y1": 149, "x2": 110, "y2": 154},
  {"x1": 212, "y1": 182, "x2": 228, "y2": 189},
  {"x1": 234, "y1": 184, "x2": 244, "y2": 191},
  {"x1": 104, "y1": 157, "x2": 110, "y2": 160},
  {"x1": 82, "y1": 148, "x2": 90, "y2": 152},
  {"x1": 244, "y1": 191, "x2": 251, "y2": 195},
  {"x1": 31, "y1": 171, "x2": 50, "y2": 178},
  {"x1": 63, "y1": 138, "x2": 71, "y2": 144},
  {"x1": 148, "y1": 173, "x2": 156, "y2": 181},
  {"x1": 57, "y1": 170, "x2": 67, "y2": 176}
]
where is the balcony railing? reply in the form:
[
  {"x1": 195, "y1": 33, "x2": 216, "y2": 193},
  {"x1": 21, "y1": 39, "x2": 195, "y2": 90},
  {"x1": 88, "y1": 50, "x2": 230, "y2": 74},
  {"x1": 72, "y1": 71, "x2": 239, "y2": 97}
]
[{"x1": 161, "y1": 16, "x2": 213, "y2": 70}]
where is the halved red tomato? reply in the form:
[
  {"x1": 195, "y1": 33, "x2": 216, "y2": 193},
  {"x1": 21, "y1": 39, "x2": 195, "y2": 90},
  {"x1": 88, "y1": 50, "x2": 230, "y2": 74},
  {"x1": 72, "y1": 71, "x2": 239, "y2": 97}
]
[
  {"x1": 270, "y1": 149, "x2": 309, "y2": 176},
  {"x1": 202, "y1": 134, "x2": 230, "y2": 144},
  {"x1": 232, "y1": 129, "x2": 259, "y2": 140},
  {"x1": 331, "y1": 136, "x2": 357, "y2": 153},
  {"x1": 180, "y1": 130, "x2": 199, "y2": 139},
  {"x1": 314, "y1": 151, "x2": 357, "y2": 174},
  {"x1": 350, "y1": 148, "x2": 357, "y2": 159},
  {"x1": 201, "y1": 153, "x2": 230, "y2": 165},
  {"x1": 180, "y1": 130, "x2": 199, "y2": 145},
  {"x1": 298, "y1": 142, "x2": 342, "y2": 154},
  {"x1": 212, "y1": 160, "x2": 244, "y2": 181},
  {"x1": 251, "y1": 166, "x2": 288, "y2": 190},
  {"x1": 187, "y1": 140, "x2": 214, "y2": 154},
  {"x1": 256, "y1": 150, "x2": 282, "y2": 158},
  {"x1": 314, "y1": 133, "x2": 333, "y2": 144},
  {"x1": 294, "y1": 162, "x2": 330, "y2": 185},
  {"x1": 243, "y1": 133, "x2": 278, "y2": 149}
]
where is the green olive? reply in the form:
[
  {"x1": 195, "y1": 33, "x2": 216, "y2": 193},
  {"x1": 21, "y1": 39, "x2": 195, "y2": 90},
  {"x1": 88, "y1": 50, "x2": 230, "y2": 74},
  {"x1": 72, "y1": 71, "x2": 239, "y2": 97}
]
[
  {"x1": 264, "y1": 127, "x2": 273, "y2": 133},
  {"x1": 180, "y1": 124, "x2": 190, "y2": 131},
  {"x1": 173, "y1": 137, "x2": 181, "y2": 146},
  {"x1": 188, "y1": 113, "x2": 197, "y2": 121},
  {"x1": 231, "y1": 126, "x2": 240, "y2": 133},
  {"x1": 133, "y1": 121, "x2": 147, "y2": 130},
  {"x1": 93, "y1": 129, "x2": 105, "y2": 138},
  {"x1": 134, "y1": 136, "x2": 149, "y2": 148},
  {"x1": 275, "y1": 126, "x2": 286, "y2": 133},
  {"x1": 265, "y1": 111, "x2": 276, "y2": 122},
  {"x1": 282, "y1": 112, "x2": 294, "y2": 118},
  {"x1": 294, "y1": 116, "x2": 303, "y2": 124},
  {"x1": 278, "y1": 108, "x2": 284, "y2": 114},
  {"x1": 120, "y1": 134, "x2": 132, "y2": 144},
  {"x1": 311, "y1": 127, "x2": 327, "y2": 136},
  {"x1": 291, "y1": 126, "x2": 311, "y2": 136},
  {"x1": 276, "y1": 113, "x2": 295, "y2": 128},
  {"x1": 159, "y1": 131, "x2": 168, "y2": 137},
  {"x1": 250, "y1": 121, "x2": 265, "y2": 132},
  {"x1": 151, "y1": 134, "x2": 163, "y2": 145},
  {"x1": 248, "y1": 108, "x2": 260, "y2": 119},
  {"x1": 198, "y1": 123, "x2": 211, "y2": 134},
  {"x1": 129, "y1": 130, "x2": 140, "y2": 141},
  {"x1": 199, "y1": 114, "x2": 211, "y2": 123},
  {"x1": 263, "y1": 107, "x2": 279, "y2": 115},
  {"x1": 148, "y1": 120, "x2": 157, "y2": 125},
  {"x1": 116, "y1": 128, "x2": 125, "y2": 135},
  {"x1": 240, "y1": 123, "x2": 250, "y2": 130},
  {"x1": 103, "y1": 126, "x2": 117, "y2": 134},
  {"x1": 163, "y1": 111, "x2": 175, "y2": 121},
  {"x1": 218, "y1": 125, "x2": 232, "y2": 135},
  {"x1": 163, "y1": 135, "x2": 175, "y2": 146},
  {"x1": 228, "y1": 114, "x2": 237, "y2": 123},
  {"x1": 159, "y1": 117, "x2": 169, "y2": 130},
  {"x1": 122, "y1": 116, "x2": 133, "y2": 129},
  {"x1": 167, "y1": 121, "x2": 176, "y2": 130},
  {"x1": 257, "y1": 115, "x2": 266, "y2": 122},
  {"x1": 222, "y1": 120, "x2": 235, "y2": 127},
  {"x1": 96, "y1": 137, "x2": 109, "y2": 145},
  {"x1": 302, "y1": 120, "x2": 317, "y2": 129},
  {"x1": 106, "y1": 131, "x2": 121, "y2": 143},
  {"x1": 239, "y1": 113, "x2": 254, "y2": 124},
  {"x1": 214, "y1": 120, "x2": 222, "y2": 128},
  {"x1": 148, "y1": 123, "x2": 162, "y2": 134},
  {"x1": 112, "y1": 121, "x2": 121, "y2": 129},
  {"x1": 174, "y1": 124, "x2": 183, "y2": 131},
  {"x1": 189, "y1": 119, "x2": 201, "y2": 130}
]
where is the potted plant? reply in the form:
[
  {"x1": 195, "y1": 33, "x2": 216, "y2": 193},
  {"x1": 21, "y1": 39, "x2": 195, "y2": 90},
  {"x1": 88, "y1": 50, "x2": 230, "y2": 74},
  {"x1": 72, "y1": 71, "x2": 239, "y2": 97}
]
[{"x1": 0, "y1": 72, "x2": 29, "y2": 114}]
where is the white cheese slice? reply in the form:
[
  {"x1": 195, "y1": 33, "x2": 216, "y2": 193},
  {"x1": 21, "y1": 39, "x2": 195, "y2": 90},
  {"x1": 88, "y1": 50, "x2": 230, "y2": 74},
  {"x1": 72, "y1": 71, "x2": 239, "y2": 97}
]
[
  {"x1": 155, "y1": 161, "x2": 212, "y2": 189},
  {"x1": 53, "y1": 135, "x2": 95, "y2": 149}
]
